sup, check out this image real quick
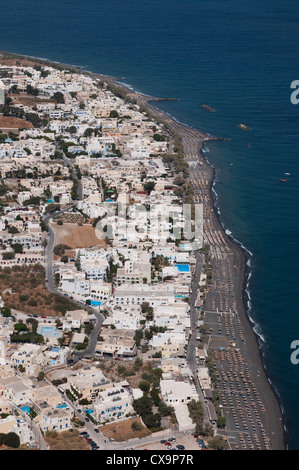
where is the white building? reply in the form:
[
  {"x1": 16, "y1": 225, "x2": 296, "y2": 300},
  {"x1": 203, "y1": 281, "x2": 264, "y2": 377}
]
[
  {"x1": 160, "y1": 379, "x2": 198, "y2": 405},
  {"x1": 0, "y1": 80, "x2": 5, "y2": 105},
  {"x1": 94, "y1": 384, "x2": 133, "y2": 423},
  {"x1": 35, "y1": 407, "x2": 71, "y2": 433}
]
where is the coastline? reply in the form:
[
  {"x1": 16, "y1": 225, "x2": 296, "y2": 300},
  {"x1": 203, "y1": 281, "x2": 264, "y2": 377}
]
[
  {"x1": 92, "y1": 76, "x2": 286, "y2": 449},
  {"x1": 200, "y1": 142, "x2": 286, "y2": 449},
  {"x1": 0, "y1": 51, "x2": 286, "y2": 449}
]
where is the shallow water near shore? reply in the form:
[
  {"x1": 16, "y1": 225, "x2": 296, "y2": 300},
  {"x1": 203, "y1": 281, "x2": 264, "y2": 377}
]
[{"x1": 1, "y1": 0, "x2": 299, "y2": 449}]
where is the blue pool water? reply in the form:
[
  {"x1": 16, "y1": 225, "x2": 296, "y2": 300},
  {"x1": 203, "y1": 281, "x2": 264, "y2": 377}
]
[
  {"x1": 175, "y1": 264, "x2": 190, "y2": 273},
  {"x1": 38, "y1": 326, "x2": 62, "y2": 338},
  {"x1": 20, "y1": 406, "x2": 30, "y2": 414}
]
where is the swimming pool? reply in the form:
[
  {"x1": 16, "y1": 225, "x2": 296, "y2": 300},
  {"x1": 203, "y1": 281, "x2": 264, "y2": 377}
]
[
  {"x1": 38, "y1": 326, "x2": 62, "y2": 338},
  {"x1": 20, "y1": 406, "x2": 30, "y2": 414},
  {"x1": 174, "y1": 264, "x2": 190, "y2": 273}
]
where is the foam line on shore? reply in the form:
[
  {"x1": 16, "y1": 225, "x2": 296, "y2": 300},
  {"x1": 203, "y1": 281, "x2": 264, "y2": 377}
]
[{"x1": 200, "y1": 141, "x2": 287, "y2": 446}]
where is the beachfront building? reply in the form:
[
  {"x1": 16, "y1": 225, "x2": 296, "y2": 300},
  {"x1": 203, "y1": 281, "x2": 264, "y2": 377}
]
[
  {"x1": 0, "y1": 80, "x2": 5, "y2": 105},
  {"x1": 173, "y1": 403, "x2": 196, "y2": 433},
  {"x1": 149, "y1": 332, "x2": 186, "y2": 359},
  {"x1": 113, "y1": 284, "x2": 175, "y2": 307},
  {"x1": 159, "y1": 379, "x2": 198, "y2": 405}
]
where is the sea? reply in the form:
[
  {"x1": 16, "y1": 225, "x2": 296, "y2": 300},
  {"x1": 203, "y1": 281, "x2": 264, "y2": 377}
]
[{"x1": 1, "y1": 0, "x2": 299, "y2": 449}]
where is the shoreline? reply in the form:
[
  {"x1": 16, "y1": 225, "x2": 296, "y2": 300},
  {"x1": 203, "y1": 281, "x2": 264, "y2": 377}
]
[
  {"x1": 200, "y1": 141, "x2": 286, "y2": 449},
  {"x1": 0, "y1": 51, "x2": 286, "y2": 449}
]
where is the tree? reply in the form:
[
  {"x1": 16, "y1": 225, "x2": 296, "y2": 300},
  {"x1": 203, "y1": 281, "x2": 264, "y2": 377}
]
[
  {"x1": 143, "y1": 413, "x2": 161, "y2": 430},
  {"x1": 143, "y1": 181, "x2": 155, "y2": 194},
  {"x1": 109, "y1": 110, "x2": 119, "y2": 118},
  {"x1": 54, "y1": 244, "x2": 70, "y2": 256},
  {"x1": 14, "y1": 321, "x2": 28, "y2": 332},
  {"x1": 134, "y1": 329, "x2": 143, "y2": 347},
  {"x1": 158, "y1": 402, "x2": 174, "y2": 417},
  {"x1": 26, "y1": 84, "x2": 38, "y2": 96},
  {"x1": 217, "y1": 415, "x2": 226, "y2": 428},
  {"x1": 3, "y1": 432, "x2": 20, "y2": 448},
  {"x1": 133, "y1": 395, "x2": 153, "y2": 417},
  {"x1": 1, "y1": 307, "x2": 11, "y2": 317},
  {"x1": 138, "y1": 380, "x2": 150, "y2": 394},
  {"x1": 23, "y1": 196, "x2": 41, "y2": 207},
  {"x1": 11, "y1": 243, "x2": 23, "y2": 254},
  {"x1": 153, "y1": 133, "x2": 166, "y2": 142},
  {"x1": 150, "y1": 387, "x2": 161, "y2": 406},
  {"x1": 2, "y1": 252, "x2": 15, "y2": 260},
  {"x1": 52, "y1": 91, "x2": 65, "y2": 103},
  {"x1": 83, "y1": 128, "x2": 94, "y2": 138},
  {"x1": 8, "y1": 226, "x2": 19, "y2": 234},
  {"x1": 208, "y1": 436, "x2": 227, "y2": 450},
  {"x1": 131, "y1": 421, "x2": 142, "y2": 432}
]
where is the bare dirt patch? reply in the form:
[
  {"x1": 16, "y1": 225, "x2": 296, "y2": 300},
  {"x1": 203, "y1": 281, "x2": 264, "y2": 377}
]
[
  {"x1": 10, "y1": 93, "x2": 38, "y2": 108},
  {"x1": 0, "y1": 265, "x2": 78, "y2": 316},
  {"x1": 0, "y1": 116, "x2": 33, "y2": 130},
  {"x1": 99, "y1": 417, "x2": 151, "y2": 442},
  {"x1": 44, "y1": 429, "x2": 89, "y2": 450},
  {"x1": 10, "y1": 93, "x2": 56, "y2": 108},
  {"x1": 51, "y1": 222, "x2": 105, "y2": 249}
]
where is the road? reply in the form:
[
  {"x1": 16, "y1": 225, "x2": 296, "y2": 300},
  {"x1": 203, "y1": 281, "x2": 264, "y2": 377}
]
[
  {"x1": 185, "y1": 251, "x2": 210, "y2": 425},
  {"x1": 42, "y1": 209, "x2": 105, "y2": 361},
  {"x1": 56, "y1": 389, "x2": 197, "y2": 451}
]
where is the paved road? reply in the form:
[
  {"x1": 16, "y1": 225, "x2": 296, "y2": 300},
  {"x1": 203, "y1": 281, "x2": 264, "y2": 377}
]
[
  {"x1": 57, "y1": 390, "x2": 195, "y2": 451},
  {"x1": 186, "y1": 251, "x2": 210, "y2": 425},
  {"x1": 42, "y1": 207, "x2": 105, "y2": 361}
]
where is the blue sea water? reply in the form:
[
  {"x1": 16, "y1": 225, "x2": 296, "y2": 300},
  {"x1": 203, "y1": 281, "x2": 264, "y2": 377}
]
[{"x1": 1, "y1": 0, "x2": 299, "y2": 448}]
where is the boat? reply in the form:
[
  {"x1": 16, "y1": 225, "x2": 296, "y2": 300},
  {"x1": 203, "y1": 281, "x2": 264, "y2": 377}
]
[{"x1": 280, "y1": 179, "x2": 287, "y2": 182}]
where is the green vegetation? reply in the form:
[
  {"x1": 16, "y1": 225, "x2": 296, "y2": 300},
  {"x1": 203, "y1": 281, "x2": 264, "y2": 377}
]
[
  {"x1": 187, "y1": 400, "x2": 213, "y2": 437},
  {"x1": 208, "y1": 435, "x2": 227, "y2": 450},
  {"x1": 53, "y1": 244, "x2": 71, "y2": 256},
  {"x1": 0, "y1": 432, "x2": 20, "y2": 449}
]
